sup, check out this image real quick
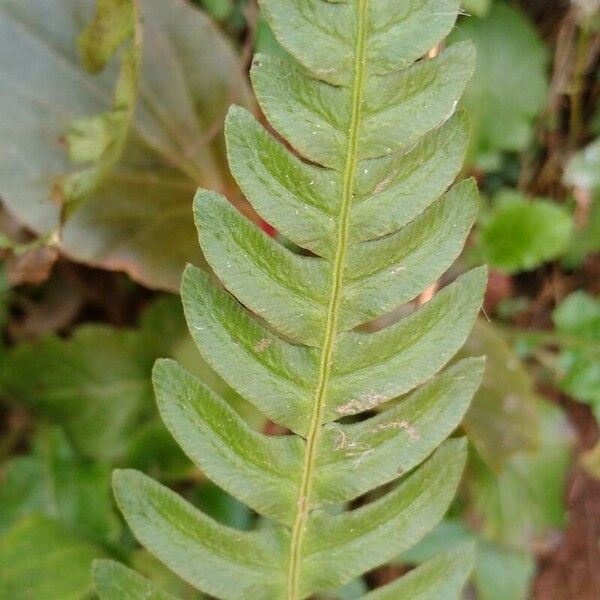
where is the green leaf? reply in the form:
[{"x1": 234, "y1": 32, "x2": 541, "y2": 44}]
[
  {"x1": 449, "y1": 3, "x2": 548, "y2": 168},
  {"x1": 78, "y1": 0, "x2": 136, "y2": 73},
  {"x1": 400, "y1": 520, "x2": 535, "y2": 600},
  {"x1": 553, "y1": 291, "x2": 600, "y2": 413},
  {"x1": 249, "y1": 45, "x2": 474, "y2": 170},
  {"x1": 111, "y1": 1, "x2": 484, "y2": 598},
  {"x1": 462, "y1": 320, "x2": 540, "y2": 469},
  {"x1": 114, "y1": 443, "x2": 468, "y2": 599},
  {"x1": 255, "y1": 14, "x2": 293, "y2": 60},
  {"x1": 182, "y1": 242, "x2": 484, "y2": 439},
  {"x1": 94, "y1": 560, "x2": 182, "y2": 600},
  {"x1": 399, "y1": 344, "x2": 562, "y2": 596},
  {"x1": 153, "y1": 357, "x2": 304, "y2": 524},
  {"x1": 478, "y1": 191, "x2": 573, "y2": 273},
  {"x1": 200, "y1": 0, "x2": 234, "y2": 22},
  {"x1": 130, "y1": 550, "x2": 206, "y2": 599},
  {"x1": 473, "y1": 542, "x2": 534, "y2": 600},
  {"x1": 259, "y1": 0, "x2": 462, "y2": 86},
  {"x1": 113, "y1": 468, "x2": 289, "y2": 599},
  {"x1": 0, "y1": 515, "x2": 106, "y2": 600},
  {"x1": 1, "y1": 327, "x2": 154, "y2": 460},
  {"x1": 313, "y1": 359, "x2": 484, "y2": 507},
  {"x1": 554, "y1": 291, "x2": 600, "y2": 339},
  {"x1": 299, "y1": 441, "x2": 468, "y2": 594},
  {"x1": 227, "y1": 106, "x2": 470, "y2": 258},
  {"x1": 0, "y1": 0, "x2": 254, "y2": 290},
  {"x1": 462, "y1": 0, "x2": 493, "y2": 18},
  {"x1": 468, "y1": 402, "x2": 573, "y2": 547},
  {"x1": 363, "y1": 545, "x2": 474, "y2": 600},
  {"x1": 0, "y1": 297, "x2": 187, "y2": 460},
  {"x1": 58, "y1": 0, "x2": 141, "y2": 216},
  {"x1": 0, "y1": 426, "x2": 119, "y2": 543}
]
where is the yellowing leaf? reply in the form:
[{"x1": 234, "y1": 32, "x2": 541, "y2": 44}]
[{"x1": 0, "y1": 0, "x2": 254, "y2": 290}]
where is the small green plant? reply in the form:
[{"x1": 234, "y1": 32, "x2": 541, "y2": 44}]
[
  {"x1": 476, "y1": 190, "x2": 573, "y2": 274},
  {"x1": 96, "y1": 1, "x2": 486, "y2": 598}
]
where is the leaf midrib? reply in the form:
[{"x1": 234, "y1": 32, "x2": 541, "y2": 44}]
[{"x1": 286, "y1": 1, "x2": 370, "y2": 598}]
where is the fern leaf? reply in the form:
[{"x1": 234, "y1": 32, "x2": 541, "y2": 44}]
[
  {"x1": 114, "y1": 469, "x2": 289, "y2": 598},
  {"x1": 153, "y1": 358, "x2": 303, "y2": 522},
  {"x1": 109, "y1": 1, "x2": 485, "y2": 599},
  {"x1": 93, "y1": 560, "x2": 181, "y2": 600},
  {"x1": 361, "y1": 545, "x2": 475, "y2": 600}
]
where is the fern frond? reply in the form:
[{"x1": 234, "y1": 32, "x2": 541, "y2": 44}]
[
  {"x1": 108, "y1": 1, "x2": 485, "y2": 599},
  {"x1": 94, "y1": 560, "x2": 180, "y2": 600}
]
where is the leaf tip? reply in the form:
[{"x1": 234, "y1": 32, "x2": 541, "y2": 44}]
[
  {"x1": 451, "y1": 39, "x2": 477, "y2": 71},
  {"x1": 91, "y1": 558, "x2": 111, "y2": 582},
  {"x1": 152, "y1": 357, "x2": 176, "y2": 381},
  {"x1": 181, "y1": 262, "x2": 198, "y2": 286},
  {"x1": 225, "y1": 103, "x2": 248, "y2": 131},
  {"x1": 112, "y1": 468, "x2": 140, "y2": 502}
]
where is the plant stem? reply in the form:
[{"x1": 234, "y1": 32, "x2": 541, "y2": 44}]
[
  {"x1": 569, "y1": 19, "x2": 591, "y2": 148},
  {"x1": 286, "y1": 1, "x2": 369, "y2": 597}
]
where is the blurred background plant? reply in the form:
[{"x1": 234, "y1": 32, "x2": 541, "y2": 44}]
[{"x1": 0, "y1": 0, "x2": 599, "y2": 598}]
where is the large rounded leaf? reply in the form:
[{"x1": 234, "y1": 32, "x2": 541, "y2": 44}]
[{"x1": 0, "y1": 0, "x2": 254, "y2": 290}]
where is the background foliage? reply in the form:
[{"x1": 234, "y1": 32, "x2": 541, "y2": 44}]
[{"x1": 0, "y1": 0, "x2": 599, "y2": 598}]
